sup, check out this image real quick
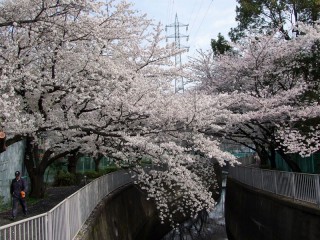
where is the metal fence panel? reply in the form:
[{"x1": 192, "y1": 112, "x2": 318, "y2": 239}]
[
  {"x1": 295, "y1": 173, "x2": 317, "y2": 204},
  {"x1": 229, "y1": 166, "x2": 320, "y2": 207},
  {"x1": 276, "y1": 171, "x2": 292, "y2": 198},
  {"x1": 0, "y1": 214, "x2": 47, "y2": 240},
  {"x1": 0, "y1": 170, "x2": 134, "y2": 240},
  {"x1": 261, "y1": 170, "x2": 275, "y2": 193}
]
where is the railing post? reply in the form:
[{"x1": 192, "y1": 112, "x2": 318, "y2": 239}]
[
  {"x1": 291, "y1": 172, "x2": 296, "y2": 201},
  {"x1": 65, "y1": 200, "x2": 70, "y2": 240},
  {"x1": 274, "y1": 172, "x2": 278, "y2": 194},
  {"x1": 47, "y1": 212, "x2": 52, "y2": 240},
  {"x1": 77, "y1": 192, "x2": 81, "y2": 232},
  {"x1": 315, "y1": 175, "x2": 320, "y2": 207}
]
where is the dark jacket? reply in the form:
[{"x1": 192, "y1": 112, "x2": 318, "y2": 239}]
[{"x1": 11, "y1": 178, "x2": 27, "y2": 198}]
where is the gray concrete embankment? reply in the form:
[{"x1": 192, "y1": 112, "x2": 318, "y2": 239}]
[{"x1": 225, "y1": 178, "x2": 320, "y2": 240}]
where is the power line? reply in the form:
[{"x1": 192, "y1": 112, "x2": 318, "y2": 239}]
[
  {"x1": 166, "y1": 0, "x2": 171, "y2": 24},
  {"x1": 166, "y1": 0, "x2": 175, "y2": 24},
  {"x1": 193, "y1": 0, "x2": 215, "y2": 39},
  {"x1": 188, "y1": 0, "x2": 205, "y2": 33},
  {"x1": 187, "y1": 0, "x2": 200, "y2": 26}
]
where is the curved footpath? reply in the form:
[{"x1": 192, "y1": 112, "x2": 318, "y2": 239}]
[{"x1": 0, "y1": 186, "x2": 81, "y2": 226}]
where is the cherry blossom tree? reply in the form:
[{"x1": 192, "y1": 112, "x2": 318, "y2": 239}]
[
  {"x1": 0, "y1": 0, "x2": 237, "y2": 224},
  {"x1": 189, "y1": 23, "x2": 320, "y2": 171}
]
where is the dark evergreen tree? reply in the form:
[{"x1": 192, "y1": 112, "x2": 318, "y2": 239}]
[
  {"x1": 229, "y1": 0, "x2": 320, "y2": 42},
  {"x1": 211, "y1": 33, "x2": 232, "y2": 55}
]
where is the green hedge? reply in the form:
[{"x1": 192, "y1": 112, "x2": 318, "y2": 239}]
[
  {"x1": 53, "y1": 166, "x2": 119, "y2": 186},
  {"x1": 54, "y1": 170, "x2": 76, "y2": 186}
]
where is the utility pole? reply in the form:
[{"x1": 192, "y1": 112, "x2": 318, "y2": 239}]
[{"x1": 166, "y1": 13, "x2": 189, "y2": 93}]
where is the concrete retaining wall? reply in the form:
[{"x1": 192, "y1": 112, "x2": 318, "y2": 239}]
[
  {"x1": 0, "y1": 140, "x2": 26, "y2": 204},
  {"x1": 225, "y1": 178, "x2": 320, "y2": 240},
  {"x1": 77, "y1": 185, "x2": 172, "y2": 240}
]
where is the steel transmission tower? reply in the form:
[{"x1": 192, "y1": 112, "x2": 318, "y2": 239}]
[{"x1": 166, "y1": 13, "x2": 189, "y2": 93}]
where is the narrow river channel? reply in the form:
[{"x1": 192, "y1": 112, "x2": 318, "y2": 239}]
[{"x1": 162, "y1": 188, "x2": 228, "y2": 240}]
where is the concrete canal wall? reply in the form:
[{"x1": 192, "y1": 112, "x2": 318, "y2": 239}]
[
  {"x1": 77, "y1": 162, "x2": 223, "y2": 240},
  {"x1": 225, "y1": 178, "x2": 320, "y2": 240},
  {"x1": 77, "y1": 185, "x2": 172, "y2": 240}
]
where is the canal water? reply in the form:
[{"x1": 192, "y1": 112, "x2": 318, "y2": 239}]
[{"x1": 162, "y1": 189, "x2": 228, "y2": 240}]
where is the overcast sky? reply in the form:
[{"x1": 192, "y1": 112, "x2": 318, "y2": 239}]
[{"x1": 129, "y1": 0, "x2": 238, "y2": 56}]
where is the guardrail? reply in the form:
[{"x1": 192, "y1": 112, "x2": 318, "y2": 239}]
[
  {"x1": 0, "y1": 170, "x2": 133, "y2": 240},
  {"x1": 229, "y1": 166, "x2": 320, "y2": 207}
]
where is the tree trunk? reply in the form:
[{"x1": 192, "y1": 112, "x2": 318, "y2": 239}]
[
  {"x1": 24, "y1": 136, "x2": 47, "y2": 198},
  {"x1": 269, "y1": 147, "x2": 276, "y2": 169},
  {"x1": 94, "y1": 159, "x2": 100, "y2": 172},
  {"x1": 0, "y1": 132, "x2": 6, "y2": 153},
  {"x1": 23, "y1": 136, "x2": 47, "y2": 198},
  {"x1": 255, "y1": 145, "x2": 269, "y2": 166},
  {"x1": 68, "y1": 153, "x2": 78, "y2": 174},
  {"x1": 94, "y1": 153, "x2": 104, "y2": 172},
  {"x1": 29, "y1": 171, "x2": 45, "y2": 198},
  {"x1": 277, "y1": 149, "x2": 301, "y2": 172},
  {"x1": 24, "y1": 135, "x2": 79, "y2": 198}
]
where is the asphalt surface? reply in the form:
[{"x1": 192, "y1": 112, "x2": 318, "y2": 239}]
[{"x1": 0, "y1": 186, "x2": 80, "y2": 226}]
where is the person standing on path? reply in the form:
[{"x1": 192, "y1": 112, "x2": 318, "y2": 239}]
[{"x1": 10, "y1": 171, "x2": 27, "y2": 220}]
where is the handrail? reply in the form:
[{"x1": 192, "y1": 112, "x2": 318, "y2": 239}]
[
  {"x1": 229, "y1": 166, "x2": 320, "y2": 207},
  {"x1": 0, "y1": 170, "x2": 134, "y2": 240}
]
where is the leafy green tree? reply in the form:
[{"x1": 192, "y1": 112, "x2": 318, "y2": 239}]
[
  {"x1": 211, "y1": 33, "x2": 232, "y2": 55},
  {"x1": 229, "y1": 0, "x2": 320, "y2": 42}
]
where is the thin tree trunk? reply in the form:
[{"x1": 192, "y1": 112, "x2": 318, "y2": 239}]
[
  {"x1": 68, "y1": 153, "x2": 78, "y2": 174},
  {"x1": 94, "y1": 153, "x2": 104, "y2": 172},
  {"x1": 277, "y1": 149, "x2": 301, "y2": 172},
  {"x1": 269, "y1": 146, "x2": 276, "y2": 169},
  {"x1": 0, "y1": 132, "x2": 6, "y2": 153}
]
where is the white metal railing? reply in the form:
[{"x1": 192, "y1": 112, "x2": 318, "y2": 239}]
[
  {"x1": 0, "y1": 170, "x2": 133, "y2": 240},
  {"x1": 229, "y1": 166, "x2": 320, "y2": 207}
]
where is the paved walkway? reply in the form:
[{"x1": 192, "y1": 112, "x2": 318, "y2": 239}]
[{"x1": 0, "y1": 186, "x2": 80, "y2": 226}]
